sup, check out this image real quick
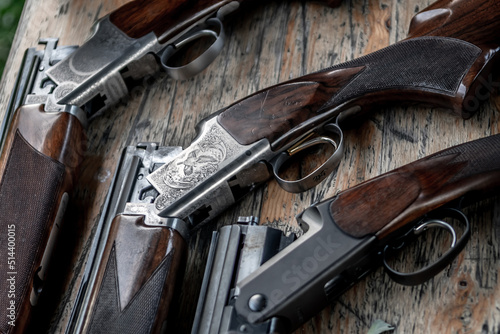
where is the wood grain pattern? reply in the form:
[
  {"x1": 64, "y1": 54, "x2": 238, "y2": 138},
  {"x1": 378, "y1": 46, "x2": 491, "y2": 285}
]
[
  {"x1": 219, "y1": 0, "x2": 500, "y2": 150},
  {"x1": 218, "y1": 66, "x2": 363, "y2": 148},
  {"x1": 330, "y1": 135, "x2": 500, "y2": 238},
  {"x1": 406, "y1": 0, "x2": 500, "y2": 119},
  {"x1": 109, "y1": 0, "x2": 343, "y2": 42},
  {"x1": 219, "y1": 35, "x2": 482, "y2": 149},
  {"x1": 82, "y1": 214, "x2": 186, "y2": 334},
  {"x1": 0, "y1": 105, "x2": 84, "y2": 334},
  {"x1": 109, "y1": 0, "x2": 234, "y2": 41},
  {"x1": 0, "y1": 0, "x2": 499, "y2": 333},
  {"x1": 0, "y1": 105, "x2": 85, "y2": 178}
]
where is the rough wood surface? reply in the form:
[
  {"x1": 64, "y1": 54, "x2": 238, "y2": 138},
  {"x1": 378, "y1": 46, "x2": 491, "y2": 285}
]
[{"x1": 0, "y1": 0, "x2": 499, "y2": 333}]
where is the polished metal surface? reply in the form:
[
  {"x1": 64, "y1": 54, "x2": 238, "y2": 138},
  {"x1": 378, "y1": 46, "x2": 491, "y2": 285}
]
[
  {"x1": 46, "y1": 17, "x2": 163, "y2": 117},
  {"x1": 45, "y1": 2, "x2": 239, "y2": 118},
  {"x1": 147, "y1": 116, "x2": 275, "y2": 226},
  {"x1": 272, "y1": 122, "x2": 345, "y2": 193},
  {"x1": 192, "y1": 223, "x2": 293, "y2": 334}
]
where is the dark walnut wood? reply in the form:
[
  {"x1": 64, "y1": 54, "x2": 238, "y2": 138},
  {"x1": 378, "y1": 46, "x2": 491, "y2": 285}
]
[
  {"x1": 0, "y1": 105, "x2": 85, "y2": 334},
  {"x1": 329, "y1": 134, "x2": 500, "y2": 239},
  {"x1": 218, "y1": 66, "x2": 363, "y2": 149},
  {"x1": 81, "y1": 214, "x2": 187, "y2": 334},
  {"x1": 406, "y1": 0, "x2": 500, "y2": 118},
  {"x1": 2, "y1": 0, "x2": 498, "y2": 333},
  {"x1": 109, "y1": 0, "x2": 342, "y2": 42},
  {"x1": 218, "y1": 0, "x2": 500, "y2": 150},
  {"x1": 0, "y1": 104, "x2": 85, "y2": 178},
  {"x1": 109, "y1": 0, "x2": 235, "y2": 42},
  {"x1": 407, "y1": 0, "x2": 500, "y2": 46}
]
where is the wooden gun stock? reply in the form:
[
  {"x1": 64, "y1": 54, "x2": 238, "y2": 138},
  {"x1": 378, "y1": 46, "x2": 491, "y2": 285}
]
[
  {"x1": 79, "y1": 214, "x2": 186, "y2": 334},
  {"x1": 331, "y1": 134, "x2": 500, "y2": 239},
  {"x1": 110, "y1": 0, "x2": 342, "y2": 42},
  {"x1": 218, "y1": 0, "x2": 500, "y2": 150},
  {"x1": 0, "y1": 1, "x2": 340, "y2": 332},
  {"x1": 0, "y1": 105, "x2": 85, "y2": 334},
  {"x1": 231, "y1": 134, "x2": 500, "y2": 332}
]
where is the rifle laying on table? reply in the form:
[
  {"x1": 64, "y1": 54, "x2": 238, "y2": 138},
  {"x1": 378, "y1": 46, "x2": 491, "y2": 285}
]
[
  {"x1": 193, "y1": 133, "x2": 500, "y2": 334},
  {"x1": 67, "y1": 0, "x2": 500, "y2": 332},
  {"x1": 0, "y1": 0, "x2": 341, "y2": 333}
]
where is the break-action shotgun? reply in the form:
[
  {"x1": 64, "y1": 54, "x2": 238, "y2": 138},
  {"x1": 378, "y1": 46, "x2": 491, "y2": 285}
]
[
  {"x1": 0, "y1": 0, "x2": 340, "y2": 333},
  {"x1": 70, "y1": 0, "x2": 499, "y2": 333},
  {"x1": 193, "y1": 133, "x2": 500, "y2": 333}
]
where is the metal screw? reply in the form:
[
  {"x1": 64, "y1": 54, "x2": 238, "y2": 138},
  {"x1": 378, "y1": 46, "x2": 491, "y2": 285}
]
[{"x1": 248, "y1": 294, "x2": 267, "y2": 312}]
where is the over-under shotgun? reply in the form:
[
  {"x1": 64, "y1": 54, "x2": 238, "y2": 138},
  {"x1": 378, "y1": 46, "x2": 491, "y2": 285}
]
[
  {"x1": 71, "y1": 0, "x2": 499, "y2": 333},
  {"x1": 193, "y1": 133, "x2": 500, "y2": 333},
  {"x1": 0, "y1": 0, "x2": 340, "y2": 333}
]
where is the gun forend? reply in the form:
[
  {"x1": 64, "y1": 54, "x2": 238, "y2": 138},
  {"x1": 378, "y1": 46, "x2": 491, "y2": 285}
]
[
  {"x1": 66, "y1": 143, "x2": 190, "y2": 334},
  {"x1": 2, "y1": 1, "x2": 348, "y2": 333},
  {"x1": 0, "y1": 104, "x2": 85, "y2": 334},
  {"x1": 77, "y1": 214, "x2": 186, "y2": 334},
  {"x1": 194, "y1": 134, "x2": 500, "y2": 333},
  {"x1": 0, "y1": 1, "x2": 342, "y2": 331}
]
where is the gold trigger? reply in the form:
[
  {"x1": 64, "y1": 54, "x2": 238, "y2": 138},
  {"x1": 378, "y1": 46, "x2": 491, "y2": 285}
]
[
  {"x1": 286, "y1": 132, "x2": 317, "y2": 155},
  {"x1": 287, "y1": 135, "x2": 338, "y2": 156},
  {"x1": 272, "y1": 122, "x2": 344, "y2": 193}
]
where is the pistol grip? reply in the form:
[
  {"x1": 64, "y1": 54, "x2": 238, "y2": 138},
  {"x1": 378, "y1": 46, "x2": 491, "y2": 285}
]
[
  {"x1": 0, "y1": 104, "x2": 85, "y2": 334},
  {"x1": 81, "y1": 214, "x2": 186, "y2": 334}
]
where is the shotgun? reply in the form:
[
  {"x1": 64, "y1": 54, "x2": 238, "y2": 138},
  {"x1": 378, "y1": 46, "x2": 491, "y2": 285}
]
[
  {"x1": 69, "y1": 0, "x2": 500, "y2": 332},
  {"x1": 193, "y1": 133, "x2": 500, "y2": 333},
  {"x1": 0, "y1": 0, "x2": 340, "y2": 333}
]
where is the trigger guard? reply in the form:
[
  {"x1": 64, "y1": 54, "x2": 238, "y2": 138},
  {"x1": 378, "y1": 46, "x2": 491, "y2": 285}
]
[
  {"x1": 272, "y1": 122, "x2": 344, "y2": 193},
  {"x1": 382, "y1": 208, "x2": 470, "y2": 286},
  {"x1": 161, "y1": 17, "x2": 225, "y2": 80}
]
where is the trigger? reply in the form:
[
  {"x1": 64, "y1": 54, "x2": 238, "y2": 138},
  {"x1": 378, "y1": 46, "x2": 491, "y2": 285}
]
[
  {"x1": 160, "y1": 17, "x2": 225, "y2": 80},
  {"x1": 271, "y1": 122, "x2": 344, "y2": 193},
  {"x1": 382, "y1": 208, "x2": 471, "y2": 286}
]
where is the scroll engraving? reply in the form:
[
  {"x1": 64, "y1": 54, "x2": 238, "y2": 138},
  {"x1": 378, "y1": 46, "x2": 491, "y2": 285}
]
[{"x1": 149, "y1": 123, "x2": 238, "y2": 210}]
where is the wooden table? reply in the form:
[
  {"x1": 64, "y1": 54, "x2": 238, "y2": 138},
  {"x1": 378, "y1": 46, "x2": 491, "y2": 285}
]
[{"x1": 1, "y1": 0, "x2": 499, "y2": 333}]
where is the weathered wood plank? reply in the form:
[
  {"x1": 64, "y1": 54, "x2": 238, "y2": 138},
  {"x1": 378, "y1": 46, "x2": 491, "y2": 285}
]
[{"x1": 0, "y1": 0, "x2": 498, "y2": 333}]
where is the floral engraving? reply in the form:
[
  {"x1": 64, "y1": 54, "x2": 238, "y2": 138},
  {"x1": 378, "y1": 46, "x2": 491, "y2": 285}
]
[
  {"x1": 154, "y1": 125, "x2": 232, "y2": 210},
  {"x1": 166, "y1": 141, "x2": 226, "y2": 189}
]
